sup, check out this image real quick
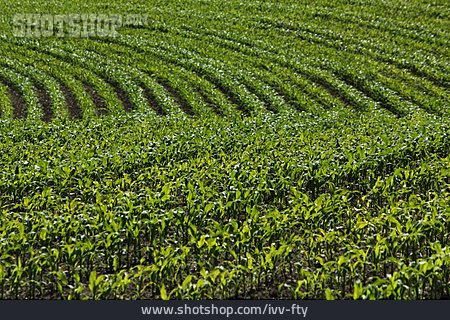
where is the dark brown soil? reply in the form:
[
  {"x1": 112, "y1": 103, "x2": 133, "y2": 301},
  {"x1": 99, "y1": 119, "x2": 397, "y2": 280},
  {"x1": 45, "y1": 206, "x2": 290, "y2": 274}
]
[
  {"x1": 59, "y1": 83, "x2": 82, "y2": 119},
  {"x1": 83, "y1": 83, "x2": 108, "y2": 116},
  {"x1": 36, "y1": 85, "x2": 53, "y2": 122},
  {"x1": 8, "y1": 85, "x2": 27, "y2": 118},
  {"x1": 107, "y1": 81, "x2": 133, "y2": 111},
  {"x1": 207, "y1": 79, "x2": 250, "y2": 116},
  {"x1": 156, "y1": 77, "x2": 194, "y2": 116},
  {"x1": 141, "y1": 83, "x2": 166, "y2": 115}
]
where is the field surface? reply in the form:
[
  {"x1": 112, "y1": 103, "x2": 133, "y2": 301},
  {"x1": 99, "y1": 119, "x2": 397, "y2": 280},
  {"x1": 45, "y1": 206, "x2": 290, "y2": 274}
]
[{"x1": 0, "y1": 0, "x2": 449, "y2": 299}]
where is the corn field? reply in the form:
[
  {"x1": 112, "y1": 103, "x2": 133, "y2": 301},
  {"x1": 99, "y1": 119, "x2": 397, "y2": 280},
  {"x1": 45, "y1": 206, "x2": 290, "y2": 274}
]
[{"x1": 0, "y1": 0, "x2": 449, "y2": 299}]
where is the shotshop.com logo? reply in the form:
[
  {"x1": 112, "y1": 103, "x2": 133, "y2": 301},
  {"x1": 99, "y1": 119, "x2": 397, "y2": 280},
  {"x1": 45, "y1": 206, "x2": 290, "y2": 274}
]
[{"x1": 12, "y1": 14, "x2": 149, "y2": 38}]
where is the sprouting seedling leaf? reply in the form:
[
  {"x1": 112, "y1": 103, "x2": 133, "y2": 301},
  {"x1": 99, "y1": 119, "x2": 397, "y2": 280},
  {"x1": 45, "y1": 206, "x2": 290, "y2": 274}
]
[
  {"x1": 160, "y1": 285, "x2": 168, "y2": 300},
  {"x1": 182, "y1": 275, "x2": 193, "y2": 291}
]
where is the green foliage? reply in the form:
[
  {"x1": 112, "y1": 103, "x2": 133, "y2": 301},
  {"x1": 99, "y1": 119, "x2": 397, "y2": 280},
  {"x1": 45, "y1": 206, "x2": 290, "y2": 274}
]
[{"x1": 0, "y1": 0, "x2": 448, "y2": 299}]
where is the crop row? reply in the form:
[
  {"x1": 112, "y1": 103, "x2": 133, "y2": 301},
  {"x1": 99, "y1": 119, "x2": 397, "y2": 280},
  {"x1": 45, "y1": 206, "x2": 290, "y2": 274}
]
[
  {"x1": 0, "y1": 108, "x2": 448, "y2": 298},
  {"x1": 0, "y1": 0, "x2": 448, "y2": 300}
]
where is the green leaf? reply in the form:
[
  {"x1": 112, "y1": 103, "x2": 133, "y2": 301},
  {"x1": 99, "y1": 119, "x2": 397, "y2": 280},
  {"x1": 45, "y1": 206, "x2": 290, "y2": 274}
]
[
  {"x1": 160, "y1": 285, "x2": 168, "y2": 300},
  {"x1": 182, "y1": 275, "x2": 193, "y2": 290},
  {"x1": 325, "y1": 289, "x2": 335, "y2": 300}
]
